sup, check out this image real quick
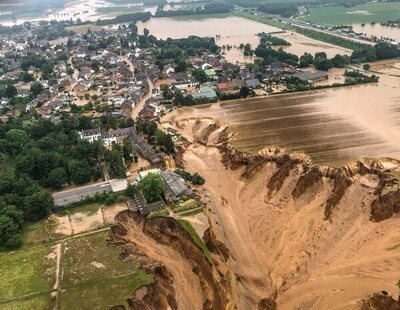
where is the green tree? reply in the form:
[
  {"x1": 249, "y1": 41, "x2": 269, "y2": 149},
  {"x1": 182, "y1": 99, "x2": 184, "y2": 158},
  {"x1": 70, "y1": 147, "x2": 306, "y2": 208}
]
[
  {"x1": 137, "y1": 173, "x2": 164, "y2": 203},
  {"x1": 6, "y1": 129, "x2": 29, "y2": 154},
  {"x1": 239, "y1": 86, "x2": 251, "y2": 98},
  {"x1": 48, "y1": 167, "x2": 68, "y2": 189},
  {"x1": 144, "y1": 28, "x2": 150, "y2": 36},
  {"x1": 19, "y1": 71, "x2": 34, "y2": 82},
  {"x1": 162, "y1": 134, "x2": 175, "y2": 154},
  {"x1": 330, "y1": 54, "x2": 350, "y2": 68},
  {"x1": 299, "y1": 52, "x2": 313, "y2": 68},
  {"x1": 363, "y1": 63, "x2": 371, "y2": 71},
  {"x1": 23, "y1": 191, "x2": 53, "y2": 221},
  {"x1": 69, "y1": 160, "x2": 93, "y2": 184},
  {"x1": 314, "y1": 58, "x2": 333, "y2": 71},
  {"x1": 126, "y1": 183, "x2": 136, "y2": 198},
  {"x1": 30, "y1": 82, "x2": 43, "y2": 97},
  {"x1": 192, "y1": 68, "x2": 208, "y2": 83},
  {"x1": 105, "y1": 148, "x2": 126, "y2": 179},
  {"x1": 4, "y1": 85, "x2": 17, "y2": 98},
  {"x1": 0, "y1": 215, "x2": 21, "y2": 249}
]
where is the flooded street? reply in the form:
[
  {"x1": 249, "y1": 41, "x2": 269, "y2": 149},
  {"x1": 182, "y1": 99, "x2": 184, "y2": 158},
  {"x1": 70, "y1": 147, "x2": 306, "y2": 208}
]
[
  {"x1": 137, "y1": 16, "x2": 351, "y2": 63},
  {"x1": 164, "y1": 60, "x2": 400, "y2": 166}
]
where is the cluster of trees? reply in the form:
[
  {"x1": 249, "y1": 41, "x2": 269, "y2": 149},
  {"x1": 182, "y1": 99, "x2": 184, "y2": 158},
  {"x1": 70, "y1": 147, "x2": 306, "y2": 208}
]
[
  {"x1": 259, "y1": 33, "x2": 291, "y2": 46},
  {"x1": 20, "y1": 53, "x2": 54, "y2": 80},
  {"x1": 0, "y1": 173, "x2": 54, "y2": 249},
  {"x1": 254, "y1": 45, "x2": 299, "y2": 66},
  {"x1": 351, "y1": 42, "x2": 400, "y2": 63},
  {"x1": 136, "y1": 119, "x2": 175, "y2": 154},
  {"x1": 344, "y1": 69, "x2": 379, "y2": 84},
  {"x1": 96, "y1": 12, "x2": 151, "y2": 26},
  {"x1": 258, "y1": 3, "x2": 298, "y2": 18},
  {"x1": 0, "y1": 117, "x2": 104, "y2": 190},
  {"x1": 153, "y1": 36, "x2": 219, "y2": 72},
  {"x1": 174, "y1": 169, "x2": 205, "y2": 185},
  {"x1": 155, "y1": 3, "x2": 233, "y2": 17}
]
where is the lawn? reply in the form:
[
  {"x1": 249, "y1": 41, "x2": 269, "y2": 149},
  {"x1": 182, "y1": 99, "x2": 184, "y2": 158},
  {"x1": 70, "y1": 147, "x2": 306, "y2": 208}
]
[
  {"x1": 300, "y1": 2, "x2": 400, "y2": 25},
  {"x1": 59, "y1": 230, "x2": 153, "y2": 308},
  {"x1": 1, "y1": 230, "x2": 153, "y2": 309},
  {"x1": 0, "y1": 245, "x2": 56, "y2": 302},
  {"x1": 65, "y1": 24, "x2": 106, "y2": 34}
]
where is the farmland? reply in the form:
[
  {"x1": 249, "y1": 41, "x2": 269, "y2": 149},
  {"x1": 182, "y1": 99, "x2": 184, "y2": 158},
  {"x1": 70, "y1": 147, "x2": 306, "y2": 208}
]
[{"x1": 300, "y1": 2, "x2": 400, "y2": 25}]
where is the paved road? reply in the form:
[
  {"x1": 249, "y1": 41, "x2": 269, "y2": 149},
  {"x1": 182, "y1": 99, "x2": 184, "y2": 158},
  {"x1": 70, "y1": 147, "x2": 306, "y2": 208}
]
[{"x1": 53, "y1": 182, "x2": 112, "y2": 207}]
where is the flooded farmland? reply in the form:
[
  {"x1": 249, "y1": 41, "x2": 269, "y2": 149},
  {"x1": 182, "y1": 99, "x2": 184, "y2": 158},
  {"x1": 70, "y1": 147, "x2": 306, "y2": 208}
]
[
  {"x1": 137, "y1": 16, "x2": 351, "y2": 63},
  {"x1": 352, "y1": 23, "x2": 400, "y2": 42},
  {"x1": 164, "y1": 60, "x2": 400, "y2": 166}
]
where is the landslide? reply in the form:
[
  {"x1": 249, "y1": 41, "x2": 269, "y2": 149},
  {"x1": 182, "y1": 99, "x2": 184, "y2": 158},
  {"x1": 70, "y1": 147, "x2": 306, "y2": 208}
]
[
  {"x1": 108, "y1": 210, "x2": 233, "y2": 310},
  {"x1": 164, "y1": 118, "x2": 400, "y2": 309}
]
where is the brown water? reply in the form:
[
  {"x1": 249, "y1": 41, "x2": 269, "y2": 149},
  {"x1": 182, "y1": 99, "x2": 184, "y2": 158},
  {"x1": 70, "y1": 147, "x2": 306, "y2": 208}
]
[
  {"x1": 137, "y1": 16, "x2": 351, "y2": 64},
  {"x1": 353, "y1": 23, "x2": 400, "y2": 42},
  {"x1": 164, "y1": 60, "x2": 400, "y2": 166}
]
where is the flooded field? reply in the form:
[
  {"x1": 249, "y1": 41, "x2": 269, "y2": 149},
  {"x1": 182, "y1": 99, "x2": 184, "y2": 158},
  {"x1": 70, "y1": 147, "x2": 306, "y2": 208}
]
[
  {"x1": 164, "y1": 60, "x2": 400, "y2": 166},
  {"x1": 352, "y1": 23, "x2": 400, "y2": 42},
  {"x1": 137, "y1": 16, "x2": 351, "y2": 63}
]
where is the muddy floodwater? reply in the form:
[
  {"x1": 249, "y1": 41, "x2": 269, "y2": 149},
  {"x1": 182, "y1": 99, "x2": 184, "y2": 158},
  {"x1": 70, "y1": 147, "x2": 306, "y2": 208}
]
[
  {"x1": 352, "y1": 23, "x2": 400, "y2": 42},
  {"x1": 137, "y1": 17, "x2": 351, "y2": 63},
  {"x1": 164, "y1": 60, "x2": 400, "y2": 166}
]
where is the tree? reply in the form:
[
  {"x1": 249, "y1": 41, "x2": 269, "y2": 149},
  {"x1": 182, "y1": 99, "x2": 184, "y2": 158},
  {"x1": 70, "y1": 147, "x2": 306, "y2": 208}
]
[
  {"x1": 6, "y1": 129, "x2": 29, "y2": 154},
  {"x1": 239, "y1": 86, "x2": 251, "y2": 98},
  {"x1": 4, "y1": 85, "x2": 17, "y2": 98},
  {"x1": 126, "y1": 183, "x2": 136, "y2": 198},
  {"x1": 23, "y1": 191, "x2": 53, "y2": 221},
  {"x1": 0, "y1": 215, "x2": 21, "y2": 249},
  {"x1": 105, "y1": 148, "x2": 126, "y2": 179},
  {"x1": 330, "y1": 54, "x2": 350, "y2": 68},
  {"x1": 137, "y1": 173, "x2": 164, "y2": 203},
  {"x1": 175, "y1": 59, "x2": 187, "y2": 72},
  {"x1": 363, "y1": 63, "x2": 371, "y2": 71},
  {"x1": 48, "y1": 167, "x2": 67, "y2": 189},
  {"x1": 69, "y1": 160, "x2": 93, "y2": 184},
  {"x1": 30, "y1": 82, "x2": 43, "y2": 97},
  {"x1": 192, "y1": 68, "x2": 208, "y2": 83},
  {"x1": 163, "y1": 134, "x2": 175, "y2": 154},
  {"x1": 299, "y1": 52, "x2": 313, "y2": 68},
  {"x1": 19, "y1": 71, "x2": 34, "y2": 82},
  {"x1": 144, "y1": 28, "x2": 150, "y2": 37},
  {"x1": 314, "y1": 52, "x2": 327, "y2": 60},
  {"x1": 314, "y1": 58, "x2": 333, "y2": 71},
  {"x1": 122, "y1": 138, "x2": 134, "y2": 162}
]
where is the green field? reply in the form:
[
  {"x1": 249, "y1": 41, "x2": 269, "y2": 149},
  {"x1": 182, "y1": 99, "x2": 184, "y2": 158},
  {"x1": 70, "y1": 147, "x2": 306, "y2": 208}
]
[
  {"x1": 0, "y1": 230, "x2": 153, "y2": 309},
  {"x1": 300, "y1": 2, "x2": 400, "y2": 25}
]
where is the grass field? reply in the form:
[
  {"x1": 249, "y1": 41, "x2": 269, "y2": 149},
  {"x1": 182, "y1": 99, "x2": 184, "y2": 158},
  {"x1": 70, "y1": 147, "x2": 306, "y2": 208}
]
[
  {"x1": 0, "y1": 230, "x2": 153, "y2": 309},
  {"x1": 300, "y1": 2, "x2": 400, "y2": 25},
  {"x1": 177, "y1": 219, "x2": 212, "y2": 264},
  {"x1": 66, "y1": 24, "x2": 107, "y2": 34}
]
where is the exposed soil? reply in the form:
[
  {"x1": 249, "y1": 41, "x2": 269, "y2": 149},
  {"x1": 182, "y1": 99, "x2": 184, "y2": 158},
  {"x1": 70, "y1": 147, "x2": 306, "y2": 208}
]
[{"x1": 163, "y1": 118, "x2": 400, "y2": 309}]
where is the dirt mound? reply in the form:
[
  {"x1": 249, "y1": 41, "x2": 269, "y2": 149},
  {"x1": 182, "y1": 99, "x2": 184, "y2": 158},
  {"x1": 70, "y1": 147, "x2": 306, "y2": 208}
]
[{"x1": 360, "y1": 292, "x2": 400, "y2": 310}]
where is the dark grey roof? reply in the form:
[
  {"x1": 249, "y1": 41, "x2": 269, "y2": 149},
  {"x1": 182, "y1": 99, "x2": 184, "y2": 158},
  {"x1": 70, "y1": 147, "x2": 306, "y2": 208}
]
[
  {"x1": 245, "y1": 78, "x2": 261, "y2": 88},
  {"x1": 292, "y1": 71, "x2": 328, "y2": 82},
  {"x1": 160, "y1": 171, "x2": 192, "y2": 198},
  {"x1": 128, "y1": 133, "x2": 161, "y2": 164}
]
